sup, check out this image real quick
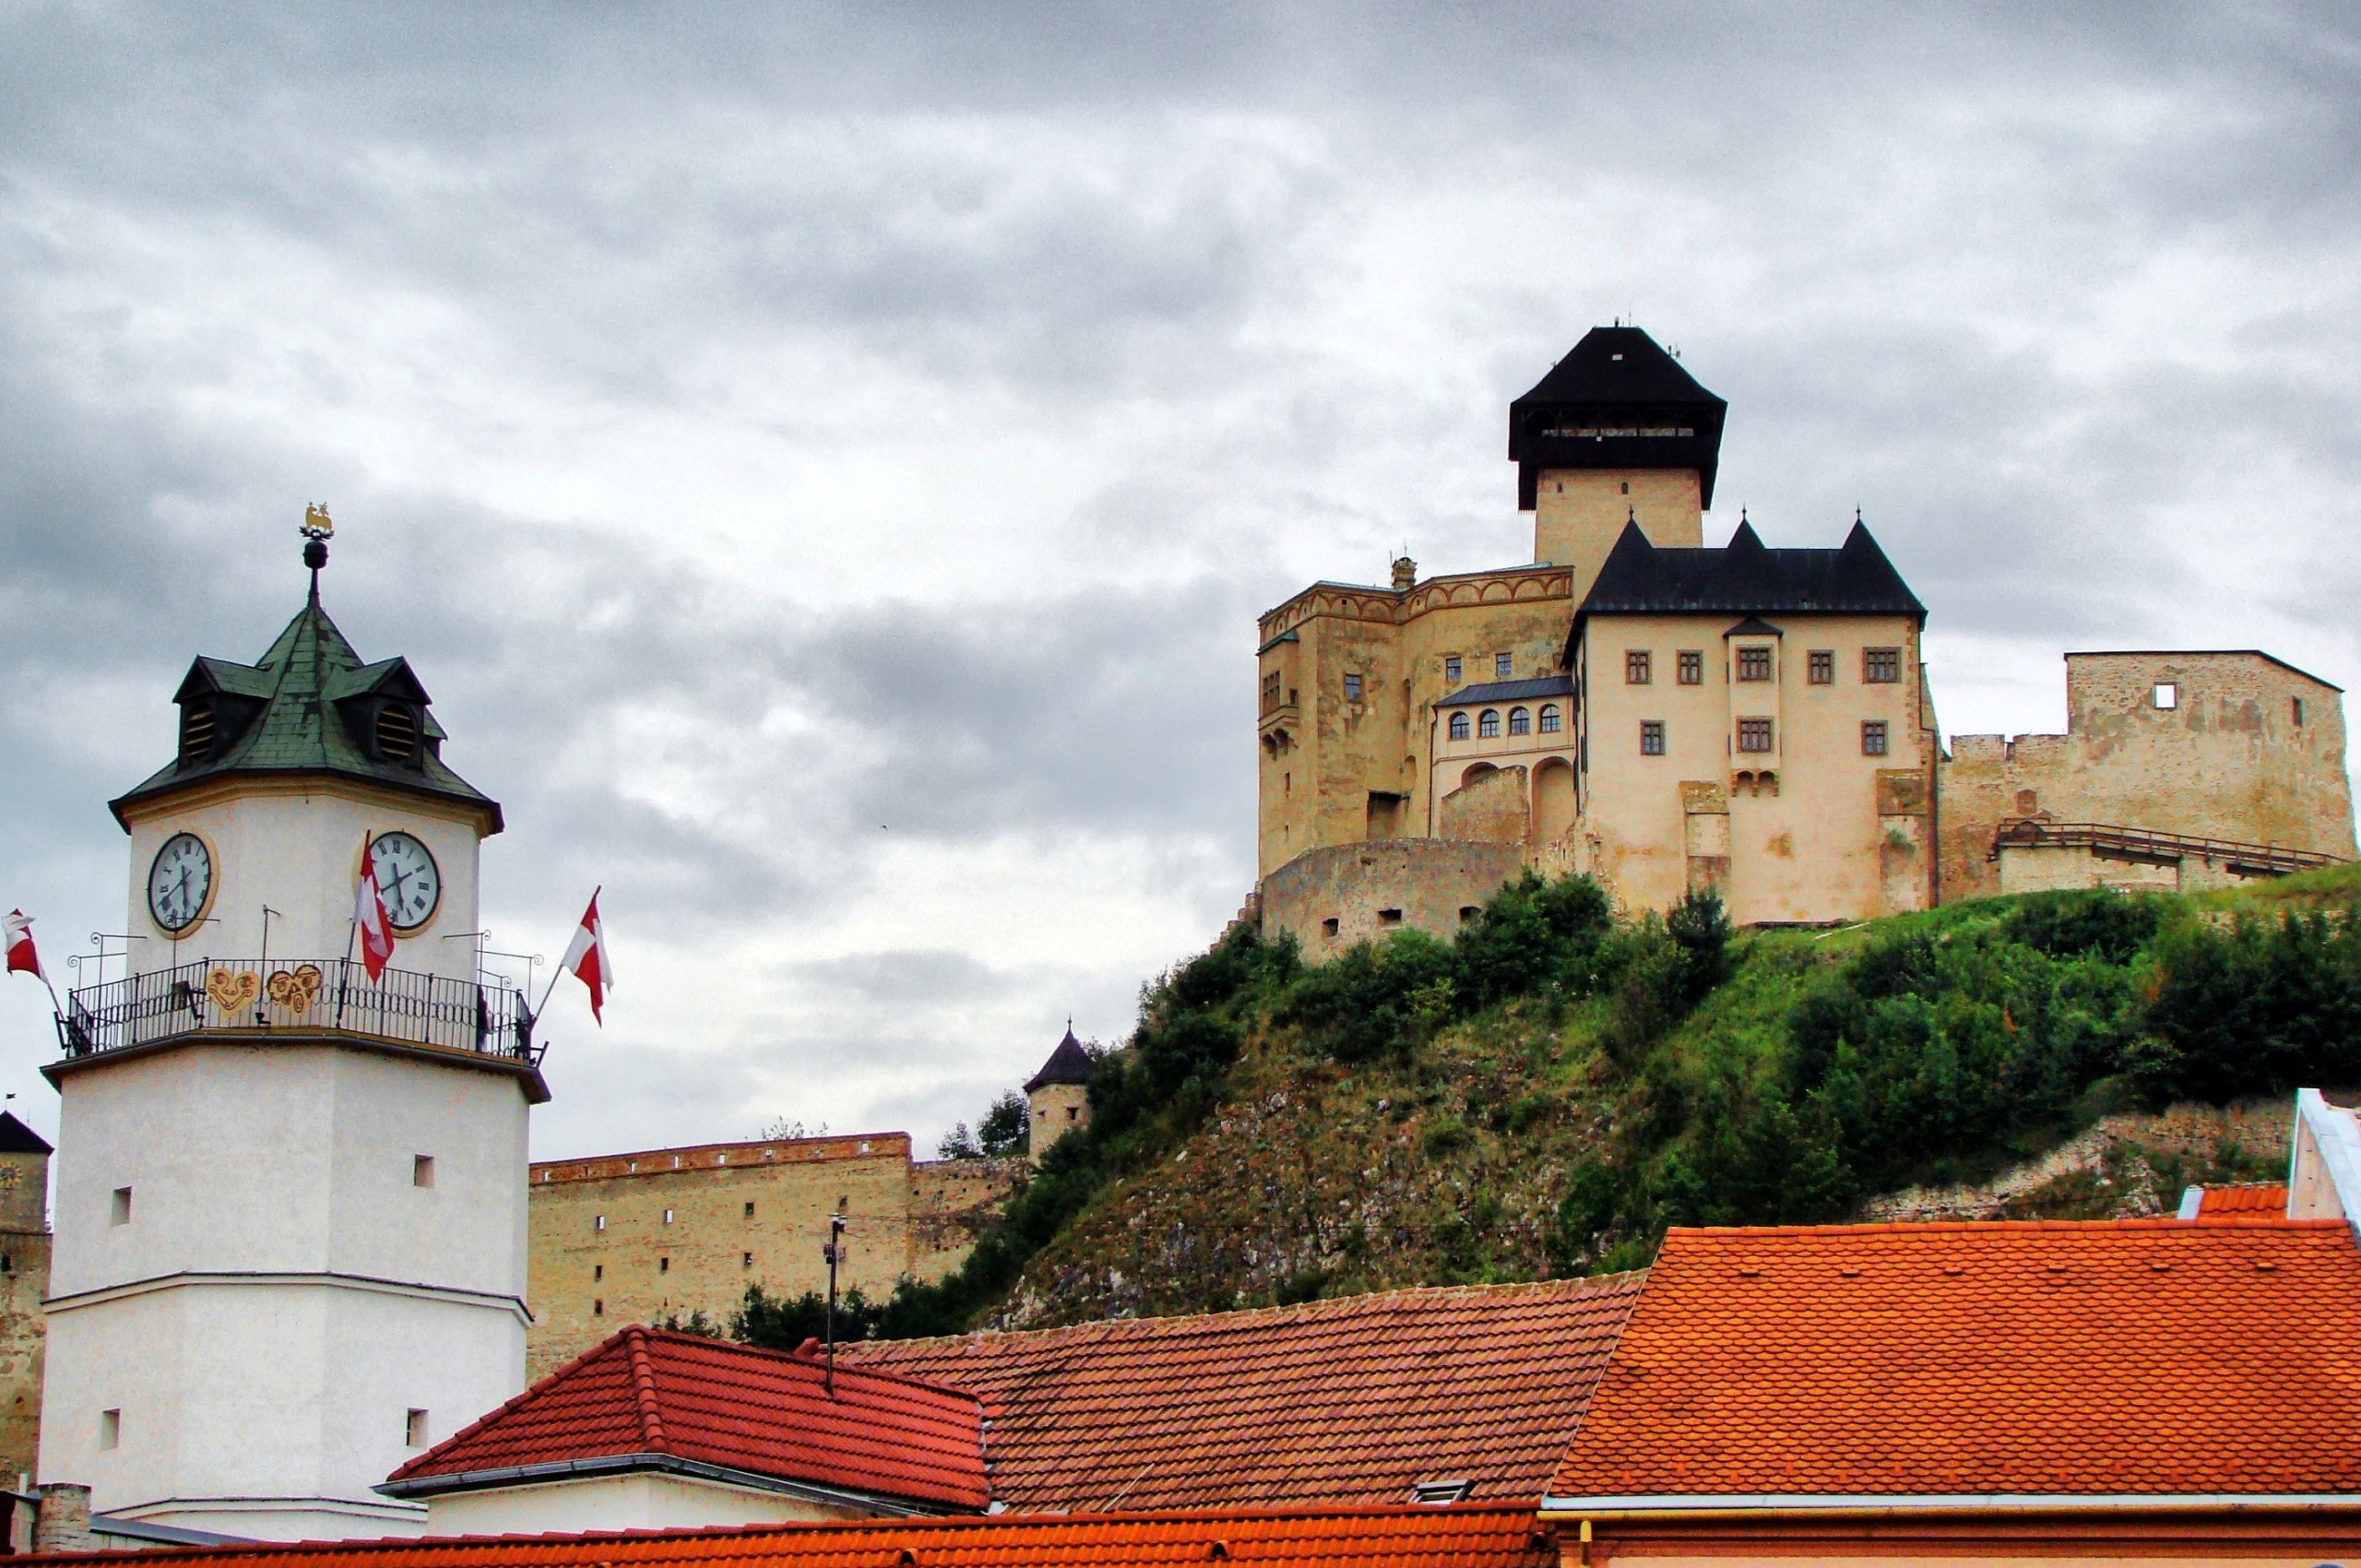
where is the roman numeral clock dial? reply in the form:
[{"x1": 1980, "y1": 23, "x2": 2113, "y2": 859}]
[
  {"x1": 368, "y1": 831, "x2": 442, "y2": 932},
  {"x1": 147, "y1": 831, "x2": 214, "y2": 933}
]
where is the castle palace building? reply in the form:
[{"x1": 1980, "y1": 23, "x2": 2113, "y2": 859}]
[{"x1": 1253, "y1": 327, "x2": 2354, "y2": 947}]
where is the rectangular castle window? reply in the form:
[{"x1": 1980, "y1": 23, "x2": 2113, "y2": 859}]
[
  {"x1": 659, "y1": 1255, "x2": 670, "y2": 1273},
  {"x1": 595, "y1": 1214, "x2": 606, "y2": 1231},
  {"x1": 1443, "y1": 655, "x2": 1463, "y2": 684},
  {"x1": 1495, "y1": 652, "x2": 1514, "y2": 678},
  {"x1": 594, "y1": 1299, "x2": 604, "y2": 1315},
  {"x1": 1809, "y1": 650, "x2": 1834, "y2": 684},
  {"x1": 1344, "y1": 673, "x2": 1363, "y2": 702},
  {"x1": 1678, "y1": 650, "x2": 1703, "y2": 685},
  {"x1": 1738, "y1": 718, "x2": 1775, "y2": 753},
  {"x1": 110, "y1": 1187, "x2": 131, "y2": 1227},
  {"x1": 2294, "y1": 696, "x2": 2306, "y2": 727},
  {"x1": 743, "y1": 1252, "x2": 754, "y2": 1267},
  {"x1": 593, "y1": 1264, "x2": 602, "y2": 1281},
  {"x1": 744, "y1": 1201, "x2": 756, "y2": 1218},
  {"x1": 2153, "y1": 682, "x2": 2177, "y2": 709},
  {"x1": 406, "y1": 1409, "x2": 429, "y2": 1449},
  {"x1": 1862, "y1": 720, "x2": 1889, "y2": 756},
  {"x1": 1261, "y1": 671, "x2": 1282, "y2": 712},
  {"x1": 1378, "y1": 909, "x2": 1404, "y2": 925},
  {"x1": 662, "y1": 1208, "x2": 674, "y2": 1224},
  {"x1": 1640, "y1": 720, "x2": 1666, "y2": 756},
  {"x1": 1737, "y1": 647, "x2": 1773, "y2": 683},
  {"x1": 1864, "y1": 647, "x2": 1901, "y2": 683},
  {"x1": 412, "y1": 1155, "x2": 435, "y2": 1189},
  {"x1": 100, "y1": 1409, "x2": 120, "y2": 1451},
  {"x1": 1322, "y1": 918, "x2": 1339, "y2": 938},
  {"x1": 1625, "y1": 649, "x2": 1652, "y2": 684}
]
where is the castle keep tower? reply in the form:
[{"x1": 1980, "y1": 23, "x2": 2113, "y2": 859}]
[
  {"x1": 1509, "y1": 326, "x2": 1726, "y2": 599},
  {"x1": 38, "y1": 520, "x2": 544, "y2": 1539}
]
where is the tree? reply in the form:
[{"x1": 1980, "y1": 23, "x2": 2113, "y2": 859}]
[{"x1": 978, "y1": 1091, "x2": 1030, "y2": 1158}]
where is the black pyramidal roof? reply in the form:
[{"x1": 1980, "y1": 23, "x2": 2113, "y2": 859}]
[
  {"x1": 1569, "y1": 519, "x2": 1924, "y2": 659},
  {"x1": 1509, "y1": 326, "x2": 1728, "y2": 510},
  {"x1": 1025, "y1": 1028, "x2": 1096, "y2": 1092},
  {"x1": 111, "y1": 576, "x2": 501, "y2": 833},
  {"x1": 0, "y1": 1111, "x2": 53, "y2": 1156}
]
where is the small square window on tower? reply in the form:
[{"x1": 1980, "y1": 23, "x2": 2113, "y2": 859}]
[
  {"x1": 1808, "y1": 650, "x2": 1834, "y2": 684},
  {"x1": 593, "y1": 1299, "x2": 604, "y2": 1316},
  {"x1": 659, "y1": 1255, "x2": 670, "y2": 1273},
  {"x1": 1864, "y1": 647, "x2": 1902, "y2": 683},
  {"x1": 594, "y1": 1214, "x2": 606, "y2": 1231},
  {"x1": 742, "y1": 1252, "x2": 753, "y2": 1268},
  {"x1": 1625, "y1": 649, "x2": 1652, "y2": 684},
  {"x1": 1640, "y1": 720, "x2": 1666, "y2": 756},
  {"x1": 1677, "y1": 650, "x2": 1703, "y2": 685},
  {"x1": 412, "y1": 1155, "x2": 435, "y2": 1189},
  {"x1": 110, "y1": 1187, "x2": 131, "y2": 1227},
  {"x1": 2153, "y1": 682, "x2": 2178, "y2": 709},
  {"x1": 743, "y1": 1201, "x2": 756, "y2": 1218},
  {"x1": 593, "y1": 1263, "x2": 602, "y2": 1281},
  {"x1": 662, "y1": 1207, "x2": 674, "y2": 1225},
  {"x1": 1861, "y1": 720, "x2": 1890, "y2": 756},
  {"x1": 100, "y1": 1408, "x2": 121, "y2": 1451},
  {"x1": 406, "y1": 1408, "x2": 429, "y2": 1448}
]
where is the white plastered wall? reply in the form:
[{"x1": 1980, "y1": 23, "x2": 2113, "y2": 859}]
[{"x1": 424, "y1": 1472, "x2": 868, "y2": 1537}]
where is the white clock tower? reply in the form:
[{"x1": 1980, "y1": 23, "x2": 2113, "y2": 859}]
[{"x1": 37, "y1": 514, "x2": 546, "y2": 1541}]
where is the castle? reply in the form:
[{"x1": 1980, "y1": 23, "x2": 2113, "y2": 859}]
[{"x1": 1253, "y1": 327, "x2": 2355, "y2": 946}]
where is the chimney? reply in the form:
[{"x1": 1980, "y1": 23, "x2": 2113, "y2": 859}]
[
  {"x1": 33, "y1": 1483, "x2": 92, "y2": 1555},
  {"x1": 1391, "y1": 556, "x2": 1416, "y2": 591}
]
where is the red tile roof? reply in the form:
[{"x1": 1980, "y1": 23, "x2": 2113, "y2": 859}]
[
  {"x1": 838, "y1": 1277, "x2": 1643, "y2": 1512},
  {"x1": 386, "y1": 1327, "x2": 988, "y2": 1513},
  {"x1": 48, "y1": 1504, "x2": 1555, "y2": 1568},
  {"x1": 2197, "y1": 1183, "x2": 2290, "y2": 1217},
  {"x1": 1548, "y1": 1218, "x2": 2361, "y2": 1503}
]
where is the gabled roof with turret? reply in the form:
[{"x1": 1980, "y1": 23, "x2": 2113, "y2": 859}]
[
  {"x1": 111, "y1": 585, "x2": 500, "y2": 832},
  {"x1": 1025, "y1": 1028, "x2": 1096, "y2": 1093},
  {"x1": 1509, "y1": 327, "x2": 1728, "y2": 509},
  {"x1": 1575, "y1": 519, "x2": 1925, "y2": 624}
]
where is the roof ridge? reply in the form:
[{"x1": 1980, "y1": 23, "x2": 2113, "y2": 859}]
[
  {"x1": 644, "y1": 1326, "x2": 985, "y2": 1407},
  {"x1": 623, "y1": 1324, "x2": 670, "y2": 1452},
  {"x1": 851, "y1": 1272, "x2": 1645, "y2": 1354},
  {"x1": 1670, "y1": 1217, "x2": 2343, "y2": 1237}
]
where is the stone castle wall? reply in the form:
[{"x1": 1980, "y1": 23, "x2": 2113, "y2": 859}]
[
  {"x1": 1260, "y1": 839, "x2": 1527, "y2": 955},
  {"x1": 525, "y1": 1134, "x2": 1015, "y2": 1379}
]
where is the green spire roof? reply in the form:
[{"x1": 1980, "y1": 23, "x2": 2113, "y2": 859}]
[{"x1": 111, "y1": 588, "x2": 502, "y2": 833}]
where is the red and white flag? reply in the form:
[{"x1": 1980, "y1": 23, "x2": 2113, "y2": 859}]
[
  {"x1": 3, "y1": 911, "x2": 42, "y2": 984},
  {"x1": 353, "y1": 834, "x2": 396, "y2": 982},
  {"x1": 559, "y1": 890, "x2": 612, "y2": 1025}
]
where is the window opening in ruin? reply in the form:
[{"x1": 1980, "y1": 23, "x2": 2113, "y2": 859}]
[
  {"x1": 595, "y1": 1214, "x2": 605, "y2": 1230},
  {"x1": 1345, "y1": 673, "x2": 1363, "y2": 702},
  {"x1": 1809, "y1": 650, "x2": 1834, "y2": 684},
  {"x1": 744, "y1": 1201, "x2": 756, "y2": 1218},
  {"x1": 594, "y1": 1299, "x2": 604, "y2": 1315},
  {"x1": 1861, "y1": 720, "x2": 1889, "y2": 756},
  {"x1": 1509, "y1": 707, "x2": 1531, "y2": 735},
  {"x1": 1322, "y1": 918, "x2": 1340, "y2": 937},
  {"x1": 2, "y1": 1257, "x2": 10, "y2": 1274},
  {"x1": 2294, "y1": 696, "x2": 2305, "y2": 727},
  {"x1": 1478, "y1": 709, "x2": 1501, "y2": 738},
  {"x1": 1626, "y1": 649, "x2": 1652, "y2": 684},
  {"x1": 1379, "y1": 909, "x2": 1404, "y2": 925},
  {"x1": 743, "y1": 1252, "x2": 754, "y2": 1267},
  {"x1": 1444, "y1": 655, "x2": 1463, "y2": 684},
  {"x1": 413, "y1": 1155, "x2": 435, "y2": 1188},
  {"x1": 1864, "y1": 647, "x2": 1901, "y2": 683},
  {"x1": 663, "y1": 1208, "x2": 674, "y2": 1224},
  {"x1": 406, "y1": 1409, "x2": 429, "y2": 1449},
  {"x1": 1459, "y1": 906, "x2": 1480, "y2": 922},
  {"x1": 1495, "y1": 652, "x2": 1514, "y2": 678},
  {"x1": 111, "y1": 1187, "x2": 130, "y2": 1227},
  {"x1": 1738, "y1": 718, "x2": 1774, "y2": 753},
  {"x1": 1678, "y1": 650, "x2": 1703, "y2": 685},
  {"x1": 1449, "y1": 712, "x2": 1470, "y2": 741},
  {"x1": 1641, "y1": 720, "x2": 1666, "y2": 756},
  {"x1": 2153, "y1": 682, "x2": 2177, "y2": 709},
  {"x1": 1538, "y1": 704, "x2": 1561, "y2": 733},
  {"x1": 659, "y1": 1256, "x2": 670, "y2": 1273},
  {"x1": 1737, "y1": 647, "x2": 1773, "y2": 682},
  {"x1": 594, "y1": 1264, "x2": 602, "y2": 1281},
  {"x1": 100, "y1": 1409, "x2": 120, "y2": 1450}
]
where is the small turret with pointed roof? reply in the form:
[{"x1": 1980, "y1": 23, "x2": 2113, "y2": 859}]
[
  {"x1": 1025, "y1": 1024, "x2": 1095, "y2": 1093},
  {"x1": 1024, "y1": 1024, "x2": 1095, "y2": 1158}
]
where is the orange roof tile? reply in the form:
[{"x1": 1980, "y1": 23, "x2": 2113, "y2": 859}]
[
  {"x1": 838, "y1": 1277, "x2": 1643, "y2": 1512},
  {"x1": 47, "y1": 1504, "x2": 1554, "y2": 1568},
  {"x1": 1547, "y1": 1218, "x2": 2361, "y2": 1503},
  {"x1": 2197, "y1": 1183, "x2": 2290, "y2": 1217},
  {"x1": 386, "y1": 1327, "x2": 987, "y2": 1513}
]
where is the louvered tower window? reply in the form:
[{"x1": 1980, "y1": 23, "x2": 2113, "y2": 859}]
[
  {"x1": 179, "y1": 702, "x2": 215, "y2": 765},
  {"x1": 375, "y1": 704, "x2": 419, "y2": 762}
]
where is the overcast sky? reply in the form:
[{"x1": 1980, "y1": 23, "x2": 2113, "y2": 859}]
[{"x1": 3, "y1": 3, "x2": 2356, "y2": 1160}]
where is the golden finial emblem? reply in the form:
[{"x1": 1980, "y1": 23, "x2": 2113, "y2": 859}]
[{"x1": 301, "y1": 502, "x2": 335, "y2": 541}]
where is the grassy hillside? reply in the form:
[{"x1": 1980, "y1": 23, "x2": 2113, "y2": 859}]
[{"x1": 867, "y1": 863, "x2": 2361, "y2": 1336}]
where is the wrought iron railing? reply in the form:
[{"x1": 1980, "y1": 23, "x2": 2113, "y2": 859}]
[
  {"x1": 1987, "y1": 819, "x2": 2348, "y2": 877},
  {"x1": 56, "y1": 957, "x2": 539, "y2": 1065}
]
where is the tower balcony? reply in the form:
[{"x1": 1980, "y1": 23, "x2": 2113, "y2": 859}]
[{"x1": 53, "y1": 957, "x2": 546, "y2": 1091}]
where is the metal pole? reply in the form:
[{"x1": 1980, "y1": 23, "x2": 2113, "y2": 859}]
[{"x1": 823, "y1": 1211, "x2": 846, "y2": 1396}]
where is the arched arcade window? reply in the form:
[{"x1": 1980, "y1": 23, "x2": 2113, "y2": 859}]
[
  {"x1": 1477, "y1": 709, "x2": 1501, "y2": 738},
  {"x1": 1448, "y1": 712, "x2": 1470, "y2": 741},
  {"x1": 1507, "y1": 707, "x2": 1530, "y2": 735},
  {"x1": 1537, "y1": 703, "x2": 1561, "y2": 733}
]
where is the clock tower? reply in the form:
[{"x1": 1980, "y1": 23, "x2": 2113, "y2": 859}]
[{"x1": 37, "y1": 513, "x2": 547, "y2": 1541}]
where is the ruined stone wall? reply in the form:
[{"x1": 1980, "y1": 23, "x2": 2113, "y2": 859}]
[
  {"x1": 0, "y1": 1149, "x2": 47, "y2": 1484},
  {"x1": 525, "y1": 1134, "x2": 1014, "y2": 1379},
  {"x1": 1260, "y1": 838, "x2": 1527, "y2": 958},
  {"x1": 1938, "y1": 651, "x2": 2355, "y2": 902}
]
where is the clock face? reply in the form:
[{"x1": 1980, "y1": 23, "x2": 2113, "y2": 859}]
[
  {"x1": 369, "y1": 831, "x2": 442, "y2": 932},
  {"x1": 148, "y1": 832, "x2": 214, "y2": 933}
]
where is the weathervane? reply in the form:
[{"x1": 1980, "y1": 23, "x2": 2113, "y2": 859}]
[{"x1": 300, "y1": 502, "x2": 334, "y2": 600}]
